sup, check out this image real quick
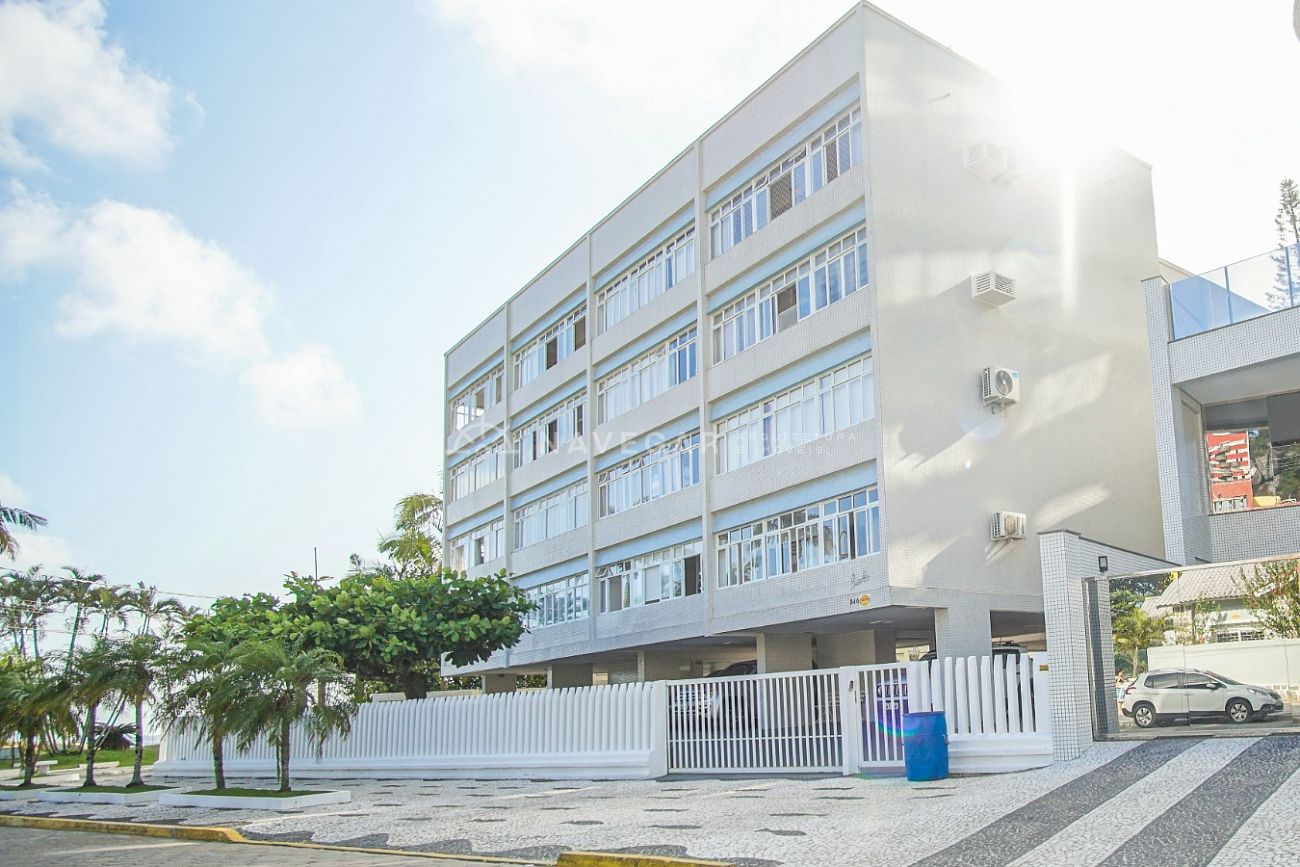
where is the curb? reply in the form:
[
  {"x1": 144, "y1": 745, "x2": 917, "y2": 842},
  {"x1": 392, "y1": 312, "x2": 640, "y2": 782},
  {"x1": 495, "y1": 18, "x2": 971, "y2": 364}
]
[
  {"x1": 0, "y1": 814, "x2": 734, "y2": 866},
  {"x1": 558, "y1": 854, "x2": 733, "y2": 867}
]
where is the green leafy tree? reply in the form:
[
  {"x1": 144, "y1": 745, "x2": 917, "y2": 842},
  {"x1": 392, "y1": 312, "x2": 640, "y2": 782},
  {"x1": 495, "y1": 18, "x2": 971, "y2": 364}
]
[
  {"x1": 277, "y1": 569, "x2": 531, "y2": 699},
  {"x1": 0, "y1": 503, "x2": 45, "y2": 560},
  {"x1": 1113, "y1": 609, "x2": 1170, "y2": 677},
  {"x1": 1237, "y1": 558, "x2": 1300, "y2": 638},
  {"x1": 1270, "y1": 178, "x2": 1300, "y2": 310},
  {"x1": 226, "y1": 640, "x2": 356, "y2": 792}
]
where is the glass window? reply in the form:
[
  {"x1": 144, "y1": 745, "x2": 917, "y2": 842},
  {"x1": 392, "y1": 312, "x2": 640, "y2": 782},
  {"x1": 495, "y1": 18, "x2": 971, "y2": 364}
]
[
  {"x1": 514, "y1": 308, "x2": 587, "y2": 388},
  {"x1": 513, "y1": 480, "x2": 588, "y2": 550},
  {"x1": 597, "y1": 228, "x2": 697, "y2": 332},
  {"x1": 597, "y1": 541, "x2": 702, "y2": 613},
  {"x1": 596, "y1": 327, "x2": 697, "y2": 423},
  {"x1": 715, "y1": 486, "x2": 881, "y2": 588},
  {"x1": 512, "y1": 393, "x2": 586, "y2": 468},
  {"x1": 525, "y1": 572, "x2": 590, "y2": 629},
  {"x1": 711, "y1": 227, "x2": 868, "y2": 364},
  {"x1": 598, "y1": 432, "x2": 701, "y2": 517},
  {"x1": 449, "y1": 364, "x2": 504, "y2": 432},
  {"x1": 708, "y1": 109, "x2": 862, "y2": 255}
]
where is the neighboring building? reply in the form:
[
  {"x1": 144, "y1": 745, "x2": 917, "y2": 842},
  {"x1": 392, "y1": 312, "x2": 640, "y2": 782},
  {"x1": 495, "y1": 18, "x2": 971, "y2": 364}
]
[
  {"x1": 1139, "y1": 565, "x2": 1269, "y2": 644},
  {"x1": 442, "y1": 2, "x2": 1165, "y2": 688},
  {"x1": 1145, "y1": 242, "x2": 1300, "y2": 565}
]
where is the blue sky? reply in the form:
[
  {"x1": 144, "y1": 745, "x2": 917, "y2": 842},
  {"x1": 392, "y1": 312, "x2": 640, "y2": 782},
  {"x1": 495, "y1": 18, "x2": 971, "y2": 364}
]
[{"x1": 2, "y1": 0, "x2": 1297, "y2": 602}]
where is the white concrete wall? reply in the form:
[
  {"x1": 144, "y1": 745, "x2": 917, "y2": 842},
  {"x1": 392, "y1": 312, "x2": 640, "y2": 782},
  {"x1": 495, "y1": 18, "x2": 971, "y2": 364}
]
[
  {"x1": 1148, "y1": 639, "x2": 1300, "y2": 692},
  {"x1": 863, "y1": 11, "x2": 1165, "y2": 602}
]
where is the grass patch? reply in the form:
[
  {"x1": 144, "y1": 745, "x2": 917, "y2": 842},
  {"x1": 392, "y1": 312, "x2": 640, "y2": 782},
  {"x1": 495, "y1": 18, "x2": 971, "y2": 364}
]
[
  {"x1": 33, "y1": 745, "x2": 159, "y2": 771},
  {"x1": 54, "y1": 784, "x2": 174, "y2": 793},
  {"x1": 187, "y1": 788, "x2": 327, "y2": 798},
  {"x1": 0, "y1": 783, "x2": 51, "y2": 790}
]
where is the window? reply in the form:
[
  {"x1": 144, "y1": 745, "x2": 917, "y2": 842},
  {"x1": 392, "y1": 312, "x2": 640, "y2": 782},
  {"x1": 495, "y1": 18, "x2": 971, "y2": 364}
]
[
  {"x1": 598, "y1": 432, "x2": 701, "y2": 517},
  {"x1": 709, "y1": 108, "x2": 862, "y2": 255},
  {"x1": 1204, "y1": 422, "x2": 1300, "y2": 515},
  {"x1": 715, "y1": 487, "x2": 880, "y2": 588},
  {"x1": 448, "y1": 518, "x2": 505, "y2": 572},
  {"x1": 598, "y1": 228, "x2": 697, "y2": 332},
  {"x1": 449, "y1": 365, "x2": 503, "y2": 432},
  {"x1": 513, "y1": 394, "x2": 586, "y2": 468},
  {"x1": 514, "y1": 308, "x2": 587, "y2": 388},
  {"x1": 712, "y1": 227, "x2": 868, "y2": 364},
  {"x1": 715, "y1": 356, "x2": 874, "y2": 474},
  {"x1": 525, "y1": 573, "x2": 590, "y2": 629},
  {"x1": 513, "y1": 480, "x2": 589, "y2": 549},
  {"x1": 596, "y1": 327, "x2": 698, "y2": 423},
  {"x1": 1180, "y1": 673, "x2": 1217, "y2": 689},
  {"x1": 1144, "y1": 673, "x2": 1180, "y2": 689},
  {"x1": 598, "y1": 541, "x2": 702, "y2": 613},
  {"x1": 448, "y1": 441, "x2": 504, "y2": 502}
]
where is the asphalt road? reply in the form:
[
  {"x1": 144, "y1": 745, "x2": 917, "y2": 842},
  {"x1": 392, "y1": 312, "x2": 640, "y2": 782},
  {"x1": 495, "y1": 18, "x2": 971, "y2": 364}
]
[{"x1": 0, "y1": 826, "x2": 507, "y2": 866}]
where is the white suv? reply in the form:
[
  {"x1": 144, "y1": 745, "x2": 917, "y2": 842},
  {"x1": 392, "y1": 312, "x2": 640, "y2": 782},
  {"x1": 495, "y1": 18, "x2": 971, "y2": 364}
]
[{"x1": 1122, "y1": 668, "x2": 1283, "y2": 728}]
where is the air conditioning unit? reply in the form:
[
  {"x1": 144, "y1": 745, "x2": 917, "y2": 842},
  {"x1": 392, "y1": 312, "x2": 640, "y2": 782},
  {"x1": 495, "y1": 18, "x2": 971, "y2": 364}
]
[
  {"x1": 981, "y1": 366, "x2": 1021, "y2": 408},
  {"x1": 990, "y1": 511, "x2": 1027, "y2": 542},
  {"x1": 972, "y1": 271, "x2": 1016, "y2": 307},
  {"x1": 965, "y1": 141, "x2": 1011, "y2": 180}
]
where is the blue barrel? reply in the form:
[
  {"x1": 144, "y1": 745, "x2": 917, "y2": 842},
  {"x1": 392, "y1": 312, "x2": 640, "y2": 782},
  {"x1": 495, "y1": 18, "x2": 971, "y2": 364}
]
[{"x1": 902, "y1": 711, "x2": 949, "y2": 781}]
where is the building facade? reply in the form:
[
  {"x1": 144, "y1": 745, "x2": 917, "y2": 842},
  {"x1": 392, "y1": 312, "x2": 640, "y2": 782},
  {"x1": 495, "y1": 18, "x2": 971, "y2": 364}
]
[
  {"x1": 1145, "y1": 243, "x2": 1300, "y2": 566},
  {"x1": 442, "y1": 3, "x2": 1165, "y2": 687}
]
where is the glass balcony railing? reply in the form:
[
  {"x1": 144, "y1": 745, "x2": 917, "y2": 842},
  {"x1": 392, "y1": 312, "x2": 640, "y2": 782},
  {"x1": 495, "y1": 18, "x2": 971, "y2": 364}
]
[{"x1": 1169, "y1": 243, "x2": 1299, "y2": 339}]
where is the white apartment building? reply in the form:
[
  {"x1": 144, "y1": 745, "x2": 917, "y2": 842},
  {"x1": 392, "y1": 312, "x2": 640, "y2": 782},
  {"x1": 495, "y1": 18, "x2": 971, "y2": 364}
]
[{"x1": 441, "y1": 3, "x2": 1165, "y2": 688}]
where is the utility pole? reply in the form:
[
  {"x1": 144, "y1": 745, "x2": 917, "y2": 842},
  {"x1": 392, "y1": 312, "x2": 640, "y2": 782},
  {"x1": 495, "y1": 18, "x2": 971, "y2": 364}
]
[{"x1": 314, "y1": 546, "x2": 319, "y2": 580}]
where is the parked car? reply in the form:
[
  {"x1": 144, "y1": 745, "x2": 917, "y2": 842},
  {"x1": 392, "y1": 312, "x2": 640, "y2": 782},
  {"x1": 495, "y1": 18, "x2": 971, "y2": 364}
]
[
  {"x1": 1121, "y1": 668, "x2": 1283, "y2": 728},
  {"x1": 668, "y1": 660, "x2": 834, "y2": 730}
]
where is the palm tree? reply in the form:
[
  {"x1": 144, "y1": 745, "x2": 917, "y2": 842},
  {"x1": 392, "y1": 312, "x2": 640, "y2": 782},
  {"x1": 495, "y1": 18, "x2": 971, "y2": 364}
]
[
  {"x1": 0, "y1": 657, "x2": 71, "y2": 786},
  {"x1": 57, "y1": 568, "x2": 105, "y2": 676},
  {"x1": 0, "y1": 503, "x2": 46, "y2": 560},
  {"x1": 125, "y1": 582, "x2": 186, "y2": 637},
  {"x1": 1113, "y1": 609, "x2": 1171, "y2": 677},
  {"x1": 0, "y1": 567, "x2": 58, "y2": 661},
  {"x1": 106, "y1": 635, "x2": 172, "y2": 787},
  {"x1": 158, "y1": 638, "x2": 245, "y2": 790},
  {"x1": 66, "y1": 639, "x2": 119, "y2": 787},
  {"x1": 227, "y1": 640, "x2": 356, "y2": 792},
  {"x1": 90, "y1": 584, "x2": 128, "y2": 639}
]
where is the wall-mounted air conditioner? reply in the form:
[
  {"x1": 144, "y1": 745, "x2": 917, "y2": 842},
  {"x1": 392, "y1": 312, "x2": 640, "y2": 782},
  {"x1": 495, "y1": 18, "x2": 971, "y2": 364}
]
[
  {"x1": 972, "y1": 271, "x2": 1016, "y2": 307},
  {"x1": 981, "y1": 366, "x2": 1021, "y2": 408},
  {"x1": 990, "y1": 511, "x2": 1027, "y2": 541},
  {"x1": 965, "y1": 141, "x2": 1009, "y2": 180}
]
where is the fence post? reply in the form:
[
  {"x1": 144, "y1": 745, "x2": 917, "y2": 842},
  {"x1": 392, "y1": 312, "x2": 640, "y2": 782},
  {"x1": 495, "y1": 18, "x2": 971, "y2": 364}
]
[
  {"x1": 838, "y1": 668, "x2": 862, "y2": 775},
  {"x1": 1030, "y1": 652, "x2": 1053, "y2": 736},
  {"x1": 647, "y1": 681, "x2": 669, "y2": 779}
]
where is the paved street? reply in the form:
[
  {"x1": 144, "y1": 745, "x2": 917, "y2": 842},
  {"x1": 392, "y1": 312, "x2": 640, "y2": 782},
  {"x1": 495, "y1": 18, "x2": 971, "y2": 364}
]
[
  {"x1": 3, "y1": 735, "x2": 1299, "y2": 866},
  {"x1": 0, "y1": 825, "x2": 496, "y2": 866}
]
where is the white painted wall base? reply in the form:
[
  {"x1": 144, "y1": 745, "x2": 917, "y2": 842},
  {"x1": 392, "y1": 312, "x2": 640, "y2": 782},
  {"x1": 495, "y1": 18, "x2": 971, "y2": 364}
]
[
  {"x1": 949, "y1": 735, "x2": 1053, "y2": 774},
  {"x1": 0, "y1": 788, "x2": 46, "y2": 800},
  {"x1": 36, "y1": 787, "x2": 175, "y2": 805},
  {"x1": 155, "y1": 752, "x2": 658, "y2": 781},
  {"x1": 159, "y1": 789, "x2": 350, "y2": 810}
]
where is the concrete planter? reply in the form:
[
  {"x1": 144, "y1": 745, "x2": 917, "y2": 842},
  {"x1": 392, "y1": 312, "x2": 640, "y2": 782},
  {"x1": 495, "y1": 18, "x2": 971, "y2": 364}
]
[
  {"x1": 0, "y1": 788, "x2": 48, "y2": 800},
  {"x1": 36, "y1": 787, "x2": 175, "y2": 805},
  {"x1": 158, "y1": 789, "x2": 351, "y2": 810}
]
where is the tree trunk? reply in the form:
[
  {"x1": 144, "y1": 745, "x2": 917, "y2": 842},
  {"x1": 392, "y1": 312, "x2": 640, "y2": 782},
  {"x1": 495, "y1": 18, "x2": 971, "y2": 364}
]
[
  {"x1": 212, "y1": 727, "x2": 225, "y2": 791},
  {"x1": 278, "y1": 718, "x2": 291, "y2": 792},
  {"x1": 129, "y1": 700, "x2": 145, "y2": 787},
  {"x1": 21, "y1": 731, "x2": 36, "y2": 787},
  {"x1": 399, "y1": 669, "x2": 429, "y2": 699},
  {"x1": 64, "y1": 606, "x2": 83, "y2": 677},
  {"x1": 83, "y1": 704, "x2": 99, "y2": 788}
]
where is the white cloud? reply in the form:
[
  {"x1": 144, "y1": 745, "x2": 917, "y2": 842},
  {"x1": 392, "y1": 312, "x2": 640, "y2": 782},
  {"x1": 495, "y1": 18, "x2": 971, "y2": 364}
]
[
  {"x1": 6, "y1": 528, "x2": 74, "y2": 571},
  {"x1": 0, "y1": 473, "x2": 31, "y2": 509},
  {"x1": 242, "y1": 344, "x2": 361, "y2": 429},
  {"x1": 0, "y1": 184, "x2": 359, "y2": 428},
  {"x1": 0, "y1": 0, "x2": 176, "y2": 170},
  {"x1": 422, "y1": 0, "x2": 847, "y2": 114}
]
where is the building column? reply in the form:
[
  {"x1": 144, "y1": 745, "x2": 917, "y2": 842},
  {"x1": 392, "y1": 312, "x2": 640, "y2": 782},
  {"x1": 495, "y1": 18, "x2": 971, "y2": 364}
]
[
  {"x1": 639, "y1": 652, "x2": 688, "y2": 682},
  {"x1": 817, "y1": 629, "x2": 897, "y2": 667},
  {"x1": 547, "y1": 663, "x2": 594, "y2": 689},
  {"x1": 933, "y1": 604, "x2": 992, "y2": 659},
  {"x1": 756, "y1": 633, "x2": 814, "y2": 673},
  {"x1": 481, "y1": 673, "x2": 518, "y2": 694}
]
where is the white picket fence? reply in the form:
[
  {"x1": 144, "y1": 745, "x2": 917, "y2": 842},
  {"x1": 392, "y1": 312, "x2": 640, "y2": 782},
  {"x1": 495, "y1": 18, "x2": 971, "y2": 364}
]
[
  {"x1": 156, "y1": 681, "x2": 667, "y2": 780},
  {"x1": 155, "y1": 654, "x2": 1051, "y2": 781}
]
